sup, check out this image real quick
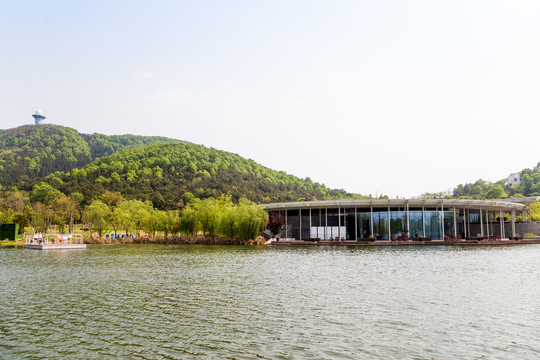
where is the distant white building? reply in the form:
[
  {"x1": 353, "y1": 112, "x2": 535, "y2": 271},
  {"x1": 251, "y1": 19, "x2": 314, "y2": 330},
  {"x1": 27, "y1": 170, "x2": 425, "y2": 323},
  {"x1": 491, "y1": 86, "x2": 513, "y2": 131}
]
[{"x1": 505, "y1": 172, "x2": 521, "y2": 187}]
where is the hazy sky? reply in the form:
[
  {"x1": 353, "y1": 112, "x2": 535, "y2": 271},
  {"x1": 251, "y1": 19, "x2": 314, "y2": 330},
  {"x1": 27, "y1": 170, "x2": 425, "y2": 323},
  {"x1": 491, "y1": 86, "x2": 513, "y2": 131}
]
[{"x1": 1, "y1": 1, "x2": 539, "y2": 198}]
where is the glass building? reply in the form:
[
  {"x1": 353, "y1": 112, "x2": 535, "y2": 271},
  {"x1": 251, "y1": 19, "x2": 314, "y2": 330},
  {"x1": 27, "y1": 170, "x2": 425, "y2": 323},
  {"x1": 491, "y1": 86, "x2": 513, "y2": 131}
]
[{"x1": 263, "y1": 199, "x2": 527, "y2": 241}]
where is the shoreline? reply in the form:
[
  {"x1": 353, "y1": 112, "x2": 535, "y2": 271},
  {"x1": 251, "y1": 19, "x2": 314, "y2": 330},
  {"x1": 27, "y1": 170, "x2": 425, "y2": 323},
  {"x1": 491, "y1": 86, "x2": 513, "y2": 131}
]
[
  {"x1": 267, "y1": 238, "x2": 540, "y2": 247},
  {"x1": 84, "y1": 235, "x2": 267, "y2": 246}
]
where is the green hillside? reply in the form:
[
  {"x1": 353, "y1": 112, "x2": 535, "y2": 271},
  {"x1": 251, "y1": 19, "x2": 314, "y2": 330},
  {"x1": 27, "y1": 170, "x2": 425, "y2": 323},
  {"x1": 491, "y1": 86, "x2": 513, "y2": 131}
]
[
  {"x1": 53, "y1": 142, "x2": 351, "y2": 208},
  {"x1": 448, "y1": 163, "x2": 540, "y2": 200},
  {"x1": 0, "y1": 124, "x2": 354, "y2": 209},
  {"x1": 0, "y1": 124, "x2": 178, "y2": 188}
]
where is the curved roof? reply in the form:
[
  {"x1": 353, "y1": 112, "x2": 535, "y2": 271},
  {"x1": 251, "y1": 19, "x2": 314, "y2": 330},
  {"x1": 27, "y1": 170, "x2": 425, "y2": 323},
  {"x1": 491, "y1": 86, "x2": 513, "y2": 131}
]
[{"x1": 262, "y1": 199, "x2": 527, "y2": 211}]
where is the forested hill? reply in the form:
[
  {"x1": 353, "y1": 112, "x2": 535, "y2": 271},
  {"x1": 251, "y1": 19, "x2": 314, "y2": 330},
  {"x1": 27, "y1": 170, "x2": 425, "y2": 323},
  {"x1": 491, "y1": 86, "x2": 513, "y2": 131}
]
[
  {"x1": 0, "y1": 124, "x2": 178, "y2": 187},
  {"x1": 417, "y1": 163, "x2": 540, "y2": 200},
  {"x1": 51, "y1": 142, "x2": 352, "y2": 208},
  {"x1": 450, "y1": 163, "x2": 540, "y2": 199}
]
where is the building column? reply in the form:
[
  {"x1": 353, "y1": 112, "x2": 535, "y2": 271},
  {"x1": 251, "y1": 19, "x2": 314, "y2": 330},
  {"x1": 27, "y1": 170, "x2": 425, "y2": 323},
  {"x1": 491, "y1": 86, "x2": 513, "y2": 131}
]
[
  {"x1": 512, "y1": 210, "x2": 516, "y2": 236},
  {"x1": 406, "y1": 202, "x2": 410, "y2": 240},
  {"x1": 370, "y1": 206, "x2": 374, "y2": 236},
  {"x1": 285, "y1": 210, "x2": 288, "y2": 238},
  {"x1": 309, "y1": 208, "x2": 312, "y2": 239},
  {"x1": 499, "y1": 209, "x2": 504, "y2": 239},
  {"x1": 480, "y1": 208, "x2": 484, "y2": 237},
  {"x1": 467, "y1": 209, "x2": 471, "y2": 237},
  {"x1": 325, "y1": 208, "x2": 328, "y2": 240},
  {"x1": 441, "y1": 204, "x2": 445, "y2": 240},
  {"x1": 338, "y1": 207, "x2": 341, "y2": 240},
  {"x1": 486, "y1": 210, "x2": 493, "y2": 237},
  {"x1": 388, "y1": 205, "x2": 391, "y2": 240},
  {"x1": 463, "y1": 208, "x2": 467, "y2": 238},
  {"x1": 453, "y1": 207, "x2": 457, "y2": 237},
  {"x1": 344, "y1": 208, "x2": 347, "y2": 240},
  {"x1": 422, "y1": 206, "x2": 426, "y2": 237},
  {"x1": 299, "y1": 209, "x2": 302, "y2": 240},
  {"x1": 355, "y1": 207, "x2": 358, "y2": 241}
]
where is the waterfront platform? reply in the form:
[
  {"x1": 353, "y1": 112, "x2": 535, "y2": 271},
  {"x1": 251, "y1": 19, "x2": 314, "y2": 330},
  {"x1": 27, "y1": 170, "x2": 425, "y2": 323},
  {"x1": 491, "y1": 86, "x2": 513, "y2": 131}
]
[
  {"x1": 266, "y1": 238, "x2": 540, "y2": 246},
  {"x1": 24, "y1": 233, "x2": 86, "y2": 250},
  {"x1": 24, "y1": 243, "x2": 87, "y2": 250}
]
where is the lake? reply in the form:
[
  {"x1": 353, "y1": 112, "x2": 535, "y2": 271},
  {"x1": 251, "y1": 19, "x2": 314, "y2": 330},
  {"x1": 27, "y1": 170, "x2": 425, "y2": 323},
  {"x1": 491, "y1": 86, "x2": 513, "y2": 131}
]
[{"x1": 1, "y1": 244, "x2": 539, "y2": 359}]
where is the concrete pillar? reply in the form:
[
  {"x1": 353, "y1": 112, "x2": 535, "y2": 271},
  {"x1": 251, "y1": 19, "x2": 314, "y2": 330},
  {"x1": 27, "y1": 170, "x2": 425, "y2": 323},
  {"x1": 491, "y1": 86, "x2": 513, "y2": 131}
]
[
  {"x1": 299, "y1": 209, "x2": 302, "y2": 240},
  {"x1": 285, "y1": 210, "x2": 288, "y2": 238},
  {"x1": 512, "y1": 210, "x2": 516, "y2": 236},
  {"x1": 355, "y1": 207, "x2": 358, "y2": 241},
  {"x1": 480, "y1": 208, "x2": 484, "y2": 237},
  {"x1": 422, "y1": 206, "x2": 425, "y2": 237},
  {"x1": 370, "y1": 206, "x2": 374, "y2": 236}
]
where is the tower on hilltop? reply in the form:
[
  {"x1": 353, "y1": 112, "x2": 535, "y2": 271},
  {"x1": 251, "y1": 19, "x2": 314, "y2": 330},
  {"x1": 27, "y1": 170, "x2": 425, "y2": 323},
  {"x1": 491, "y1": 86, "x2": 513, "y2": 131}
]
[{"x1": 32, "y1": 110, "x2": 46, "y2": 125}]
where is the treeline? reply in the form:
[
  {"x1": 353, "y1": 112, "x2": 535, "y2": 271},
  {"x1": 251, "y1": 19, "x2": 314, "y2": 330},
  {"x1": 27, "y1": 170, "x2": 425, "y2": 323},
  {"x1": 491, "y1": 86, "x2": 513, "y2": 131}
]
[
  {"x1": 452, "y1": 163, "x2": 540, "y2": 199},
  {"x1": 0, "y1": 124, "x2": 178, "y2": 188},
  {"x1": 0, "y1": 186, "x2": 268, "y2": 242}
]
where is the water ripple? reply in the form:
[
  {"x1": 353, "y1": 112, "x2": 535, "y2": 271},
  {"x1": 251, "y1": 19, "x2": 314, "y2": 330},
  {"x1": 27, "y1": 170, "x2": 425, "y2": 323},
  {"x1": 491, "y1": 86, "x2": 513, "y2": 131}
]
[{"x1": 1, "y1": 244, "x2": 539, "y2": 359}]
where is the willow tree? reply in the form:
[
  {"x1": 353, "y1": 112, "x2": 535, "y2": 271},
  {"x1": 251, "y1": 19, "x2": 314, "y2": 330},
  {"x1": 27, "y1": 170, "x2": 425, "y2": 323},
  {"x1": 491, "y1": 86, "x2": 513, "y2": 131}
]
[
  {"x1": 232, "y1": 199, "x2": 268, "y2": 241},
  {"x1": 85, "y1": 200, "x2": 111, "y2": 238},
  {"x1": 114, "y1": 201, "x2": 134, "y2": 237}
]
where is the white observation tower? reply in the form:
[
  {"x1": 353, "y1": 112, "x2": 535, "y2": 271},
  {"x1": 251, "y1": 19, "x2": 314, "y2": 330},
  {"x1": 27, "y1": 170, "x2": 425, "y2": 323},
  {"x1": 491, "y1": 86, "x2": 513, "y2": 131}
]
[{"x1": 32, "y1": 110, "x2": 46, "y2": 125}]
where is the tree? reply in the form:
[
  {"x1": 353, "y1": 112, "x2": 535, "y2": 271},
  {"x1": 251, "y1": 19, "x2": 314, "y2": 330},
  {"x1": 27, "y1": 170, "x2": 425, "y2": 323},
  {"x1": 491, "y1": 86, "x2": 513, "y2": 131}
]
[
  {"x1": 157, "y1": 210, "x2": 178, "y2": 238},
  {"x1": 31, "y1": 182, "x2": 65, "y2": 204},
  {"x1": 181, "y1": 192, "x2": 195, "y2": 205},
  {"x1": 484, "y1": 185, "x2": 507, "y2": 199},
  {"x1": 232, "y1": 199, "x2": 268, "y2": 242},
  {"x1": 70, "y1": 192, "x2": 85, "y2": 221},
  {"x1": 12, "y1": 206, "x2": 33, "y2": 236},
  {"x1": 530, "y1": 201, "x2": 540, "y2": 222},
  {"x1": 127, "y1": 200, "x2": 152, "y2": 237},
  {"x1": 179, "y1": 205, "x2": 201, "y2": 236},
  {"x1": 145, "y1": 208, "x2": 160, "y2": 237},
  {"x1": 99, "y1": 191, "x2": 125, "y2": 210},
  {"x1": 32, "y1": 202, "x2": 53, "y2": 233},
  {"x1": 114, "y1": 201, "x2": 133, "y2": 237},
  {"x1": 85, "y1": 200, "x2": 111, "y2": 238},
  {"x1": 267, "y1": 212, "x2": 285, "y2": 237},
  {"x1": 51, "y1": 197, "x2": 76, "y2": 233},
  {"x1": 7, "y1": 190, "x2": 28, "y2": 212}
]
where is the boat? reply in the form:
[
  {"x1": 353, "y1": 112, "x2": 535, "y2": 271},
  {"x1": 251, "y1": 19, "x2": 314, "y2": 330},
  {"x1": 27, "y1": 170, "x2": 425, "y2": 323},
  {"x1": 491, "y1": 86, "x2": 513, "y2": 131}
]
[{"x1": 24, "y1": 233, "x2": 86, "y2": 250}]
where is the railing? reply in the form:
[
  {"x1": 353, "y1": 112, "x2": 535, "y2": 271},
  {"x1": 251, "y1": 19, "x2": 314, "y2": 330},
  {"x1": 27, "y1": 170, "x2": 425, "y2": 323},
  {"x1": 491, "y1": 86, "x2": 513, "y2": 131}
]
[{"x1": 25, "y1": 234, "x2": 84, "y2": 245}]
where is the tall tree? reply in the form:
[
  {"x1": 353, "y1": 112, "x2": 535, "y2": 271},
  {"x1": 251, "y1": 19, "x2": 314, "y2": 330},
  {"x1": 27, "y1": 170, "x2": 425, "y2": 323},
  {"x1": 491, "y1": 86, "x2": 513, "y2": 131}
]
[{"x1": 85, "y1": 200, "x2": 111, "y2": 238}]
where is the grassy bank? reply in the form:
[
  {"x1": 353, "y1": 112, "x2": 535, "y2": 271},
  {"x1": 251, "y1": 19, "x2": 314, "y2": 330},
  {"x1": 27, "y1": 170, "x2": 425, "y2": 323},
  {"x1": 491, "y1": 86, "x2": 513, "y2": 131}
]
[{"x1": 0, "y1": 240, "x2": 24, "y2": 246}]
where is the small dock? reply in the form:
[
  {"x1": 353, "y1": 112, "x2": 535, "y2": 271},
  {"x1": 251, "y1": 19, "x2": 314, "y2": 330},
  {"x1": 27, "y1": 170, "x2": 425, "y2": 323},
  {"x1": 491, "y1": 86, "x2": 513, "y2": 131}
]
[{"x1": 24, "y1": 234, "x2": 86, "y2": 250}]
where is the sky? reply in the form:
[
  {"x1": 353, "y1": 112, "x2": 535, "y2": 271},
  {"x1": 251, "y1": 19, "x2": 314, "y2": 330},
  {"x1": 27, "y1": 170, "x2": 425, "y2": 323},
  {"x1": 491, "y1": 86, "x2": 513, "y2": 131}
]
[{"x1": 1, "y1": 0, "x2": 539, "y2": 198}]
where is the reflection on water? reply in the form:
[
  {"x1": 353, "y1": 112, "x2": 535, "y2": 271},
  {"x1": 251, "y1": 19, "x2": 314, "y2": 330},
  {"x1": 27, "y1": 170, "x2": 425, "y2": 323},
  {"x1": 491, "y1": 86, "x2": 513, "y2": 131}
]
[{"x1": 1, "y1": 245, "x2": 539, "y2": 359}]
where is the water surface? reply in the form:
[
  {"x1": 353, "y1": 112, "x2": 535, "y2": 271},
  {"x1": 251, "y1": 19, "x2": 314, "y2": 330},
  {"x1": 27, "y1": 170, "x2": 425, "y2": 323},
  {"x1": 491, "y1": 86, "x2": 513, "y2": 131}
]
[{"x1": 1, "y1": 244, "x2": 539, "y2": 359}]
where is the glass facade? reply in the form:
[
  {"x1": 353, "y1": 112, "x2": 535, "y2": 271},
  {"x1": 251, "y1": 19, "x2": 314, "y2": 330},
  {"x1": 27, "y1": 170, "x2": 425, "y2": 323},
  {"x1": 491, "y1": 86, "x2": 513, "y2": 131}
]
[
  {"x1": 424, "y1": 211, "x2": 442, "y2": 239},
  {"x1": 278, "y1": 206, "x2": 510, "y2": 241},
  {"x1": 409, "y1": 211, "x2": 423, "y2": 239},
  {"x1": 357, "y1": 212, "x2": 371, "y2": 239},
  {"x1": 390, "y1": 210, "x2": 406, "y2": 239},
  {"x1": 372, "y1": 212, "x2": 388, "y2": 240}
]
